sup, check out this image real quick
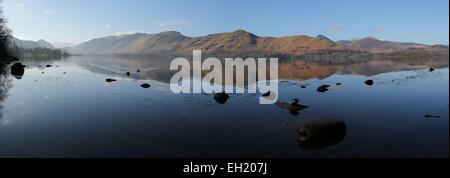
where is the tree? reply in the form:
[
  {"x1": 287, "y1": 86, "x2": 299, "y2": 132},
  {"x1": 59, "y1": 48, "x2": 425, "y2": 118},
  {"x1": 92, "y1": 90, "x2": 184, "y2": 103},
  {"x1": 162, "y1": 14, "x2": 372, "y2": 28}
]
[{"x1": 0, "y1": 0, "x2": 11, "y2": 59}]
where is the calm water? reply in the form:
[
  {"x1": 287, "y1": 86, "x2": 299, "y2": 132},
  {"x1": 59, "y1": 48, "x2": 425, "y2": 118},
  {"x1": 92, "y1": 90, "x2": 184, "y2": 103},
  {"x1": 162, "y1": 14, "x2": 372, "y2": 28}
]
[{"x1": 0, "y1": 55, "x2": 448, "y2": 157}]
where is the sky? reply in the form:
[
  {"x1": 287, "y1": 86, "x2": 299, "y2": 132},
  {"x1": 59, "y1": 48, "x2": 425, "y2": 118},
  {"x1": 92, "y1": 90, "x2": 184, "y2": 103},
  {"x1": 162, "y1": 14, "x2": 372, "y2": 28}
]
[{"x1": 3, "y1": 0, "x2": 449, "y2": 45}]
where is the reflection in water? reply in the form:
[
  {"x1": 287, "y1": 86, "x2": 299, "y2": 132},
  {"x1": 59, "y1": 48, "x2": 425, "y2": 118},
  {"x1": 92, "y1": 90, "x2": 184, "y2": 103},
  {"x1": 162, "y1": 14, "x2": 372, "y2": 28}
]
[
  {"x1": 298, "y1": 118, "x2": 347, "y2": 150},
  {"x1": 30, "y1": 55, "x2": 447, "y2": 84},
  {"x1": 0, "y1": 63, "x2": 12, "y2": 121}
]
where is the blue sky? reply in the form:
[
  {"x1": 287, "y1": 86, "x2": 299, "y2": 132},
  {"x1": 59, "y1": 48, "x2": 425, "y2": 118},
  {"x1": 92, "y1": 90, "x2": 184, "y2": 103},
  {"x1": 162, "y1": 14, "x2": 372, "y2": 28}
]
[{"x1": 3, "y1": 0, "x2": 449, "y2": 45}]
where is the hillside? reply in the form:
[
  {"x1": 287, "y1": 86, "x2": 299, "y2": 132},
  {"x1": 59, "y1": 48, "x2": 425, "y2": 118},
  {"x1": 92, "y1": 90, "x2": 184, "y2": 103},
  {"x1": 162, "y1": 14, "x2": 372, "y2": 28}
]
[
  {"x1": 10, "y1": 37, "x2": 55, "y2": 49},
  {"x1": 70, "y1": 30, "x2": 448, "y2": 56},
  {"x1": 70, "y1": 30, "x2": 341, "y2": 55},
  {"x1": 338, "y1": 37, "x2": 429, "y2": 53}
]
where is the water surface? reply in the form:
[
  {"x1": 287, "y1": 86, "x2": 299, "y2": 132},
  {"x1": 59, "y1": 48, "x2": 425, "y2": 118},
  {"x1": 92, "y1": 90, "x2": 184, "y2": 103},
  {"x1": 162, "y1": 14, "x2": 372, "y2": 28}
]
[{"x1": 0, "y1": 55, "x2": 448, "y2": 157}]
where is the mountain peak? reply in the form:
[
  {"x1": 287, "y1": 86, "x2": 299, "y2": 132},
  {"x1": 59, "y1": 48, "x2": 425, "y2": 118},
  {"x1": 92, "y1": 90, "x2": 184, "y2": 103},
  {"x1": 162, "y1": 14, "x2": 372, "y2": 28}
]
[
  {"x1": 232, "y1": 29, "x2": 256, "y2": 36},
  {"x1": 316, "y1": 34, "x2": 334, "y2": 43},
  {"x1": 155, "y1": 31, "x2": 184, "y2": 36},
  {"x1": 361, "y1": 36, "x2": 380, "y2": 41}
]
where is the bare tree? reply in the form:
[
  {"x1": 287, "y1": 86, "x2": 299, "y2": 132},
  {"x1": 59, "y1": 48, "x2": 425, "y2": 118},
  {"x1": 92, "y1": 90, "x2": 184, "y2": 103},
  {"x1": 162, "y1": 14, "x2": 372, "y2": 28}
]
[{"x1": 0, "y1": 0, "x2": 11, "y2": 59}]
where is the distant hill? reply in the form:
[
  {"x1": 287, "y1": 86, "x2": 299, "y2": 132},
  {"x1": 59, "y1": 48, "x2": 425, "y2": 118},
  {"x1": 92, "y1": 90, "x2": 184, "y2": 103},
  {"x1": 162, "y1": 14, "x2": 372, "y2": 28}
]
[
  {"x1": 10, "y1": 37, "x2": 55, "y2": 49},
  {"x1": 52, "y1": 42, "x2": 77, "y2": 48},
  {"x1": 69, "y1": 30, "x2": 448, "y2": 56},
  {"x1": 338, "y1": 37, "x2": 429, "y2": 53}
]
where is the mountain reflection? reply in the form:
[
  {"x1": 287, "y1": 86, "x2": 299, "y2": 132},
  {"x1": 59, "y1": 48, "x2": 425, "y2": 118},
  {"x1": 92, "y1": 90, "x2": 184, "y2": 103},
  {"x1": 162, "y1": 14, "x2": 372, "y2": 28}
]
[{"x1": 65, "y1": 55, "x2": 449, "y2": 84}]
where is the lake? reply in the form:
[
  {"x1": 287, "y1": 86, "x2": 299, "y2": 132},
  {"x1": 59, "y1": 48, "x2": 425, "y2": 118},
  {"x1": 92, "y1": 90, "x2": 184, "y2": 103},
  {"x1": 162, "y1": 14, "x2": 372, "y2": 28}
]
[{"x1": 0, "y1": 55, "x2": 448, "y2": 157}]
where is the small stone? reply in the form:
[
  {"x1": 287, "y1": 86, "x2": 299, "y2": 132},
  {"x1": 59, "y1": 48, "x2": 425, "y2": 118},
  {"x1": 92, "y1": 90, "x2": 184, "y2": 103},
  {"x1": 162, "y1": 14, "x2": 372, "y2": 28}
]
[
  {"x1": 365, "y1": 80, "x2": 374, "y2": 86},
  {"x1": 106, "y1": 78, "x2": 117, "y2": 82},
  {"x1": 425, "y1": 114, "x2": 441, "y2": 118},
  {"x1": 262, "y1": 91, "x2": 271, "y2": 97},
  {"x1": 141, "y1": 83, "x2": 151, "y2": 88},
  {"x1": 289, "y1": 98, "x2": 300, "y2": 106},
  {"x1": 317, "y1": 85, "x2": 330, "y2": 93}
]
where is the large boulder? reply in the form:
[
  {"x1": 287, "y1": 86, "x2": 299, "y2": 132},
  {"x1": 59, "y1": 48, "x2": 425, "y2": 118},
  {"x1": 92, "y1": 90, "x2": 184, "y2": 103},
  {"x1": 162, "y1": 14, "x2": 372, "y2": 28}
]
[
  {"x1": 298, "y1": 118, "x2": 347, "y2": 150},
  {"x1": 11, "y1": 63, "x2": 25, "y2": 79}
]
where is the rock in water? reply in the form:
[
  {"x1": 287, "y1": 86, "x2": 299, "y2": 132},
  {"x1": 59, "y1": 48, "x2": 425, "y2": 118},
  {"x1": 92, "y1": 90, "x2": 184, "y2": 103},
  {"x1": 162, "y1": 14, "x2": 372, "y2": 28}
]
[
  {"x1": 317, "y1": 85, "x2": 330, "y2": 93},
  {"x1": 336, "y1": 83, "x2": 342, "y2": 86},
  {"x1": 289, "y1": 98, "x2": 300, "y2": 106},
  {"x1": 46, "y1": 65, "x2": 53, "y2": 68},
  {"x1": 137, "y1": 69, "x2": 141, "y2": 73},
  {"x1": 262, "y1": 91, "x2": 271, "y2": 97},
  {"x1": 213, "y1": 92, "x2": 230, "y2": 104},
  {"x1": 105, "y1": 78, "x2": 117, "y2": 82},
  {"x1": 275, "y1": 100, "x2": 309, "y2": 116},
  {"x1": 298, "y1": 118, "x2": 347, "y2": 150},
  {"x1": 126, "y1": 72, "x2": 130, "y2": 76},
  {"x1": 11, "y1": 63, "x2": 25, "y2": 79},
  {"x1": 365, "y1": 80, "x2": 374, "y2": 86},
  {"x1": 425, "y1": 114, "x2": 441, "y2": 118},
  {"x1": 429, "y1": 67, "x2": 435, "y2": 72},
  {"x1": 141, "y1": 83, "x2": 151, "y2": 88}
]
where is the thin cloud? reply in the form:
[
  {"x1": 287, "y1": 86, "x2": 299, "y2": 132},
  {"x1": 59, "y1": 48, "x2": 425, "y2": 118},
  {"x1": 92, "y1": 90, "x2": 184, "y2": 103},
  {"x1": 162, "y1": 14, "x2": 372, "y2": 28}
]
[
  {"x1": 44, "y1": 10, "x2": 53, "y2": 14},
  {"x1": 158, "y1": 20, "x2": 190, "y2": 27},
  {"x1": 115, "y1": 31, "x2": 150, "y2": 36},
  {"x1": 370, "y1": 27, "x2": 385, "y2": 33},
  {"x1": 325, "y1": 24, "x2": 347, "y2": 32}
]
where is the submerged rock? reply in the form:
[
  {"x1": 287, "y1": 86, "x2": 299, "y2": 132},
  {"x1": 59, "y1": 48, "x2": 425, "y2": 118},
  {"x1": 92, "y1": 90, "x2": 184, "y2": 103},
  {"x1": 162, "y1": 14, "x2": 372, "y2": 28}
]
[
  {"x1": 213, "y1": 92, "x2": 230, "y2": 104},
  {"x1": 105, "y1": 78, "x2": 117, "y2": 82},
  {"x1": 336, "y1": 83, "x2": 342, "y2": 86},
  {"x1": 141, "y1": 83, "x2": 151, "y2": 88},
  {"x1": 365, "y1": 80, "x2": 374, "y2": 86},
  {"x1": 11, "y1": 63, "x2": 25, "y2": 79},
  {"x1": 316, "y1": 85, "x2": 330, "y2": 93},
  {"x1": 298, "y1": 118, "x2": 347, "y2": 150},
  {"x1": 425, "y1": 114, "x2": 441, "y2": 118}
]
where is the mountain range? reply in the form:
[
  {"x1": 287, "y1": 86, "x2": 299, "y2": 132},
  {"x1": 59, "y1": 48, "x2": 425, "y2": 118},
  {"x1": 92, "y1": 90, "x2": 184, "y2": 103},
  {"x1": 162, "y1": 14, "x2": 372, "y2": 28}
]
[
  {"x1": 70, "y1": 30, "x2": 448, "y2": 56},
  {"x1": 10, "y1": 37, "x2": 55, "y2": 49},
  {"x1": 12, "y1": 30, "x2": 449, "y2": 56}
]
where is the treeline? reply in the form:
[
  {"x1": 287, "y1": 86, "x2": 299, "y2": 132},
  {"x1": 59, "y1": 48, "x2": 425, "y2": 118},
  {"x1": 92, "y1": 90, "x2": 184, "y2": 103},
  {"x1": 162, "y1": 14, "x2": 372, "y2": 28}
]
[{"x1": 8, "y1": 45, "x2": 69, "y2": 58}]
